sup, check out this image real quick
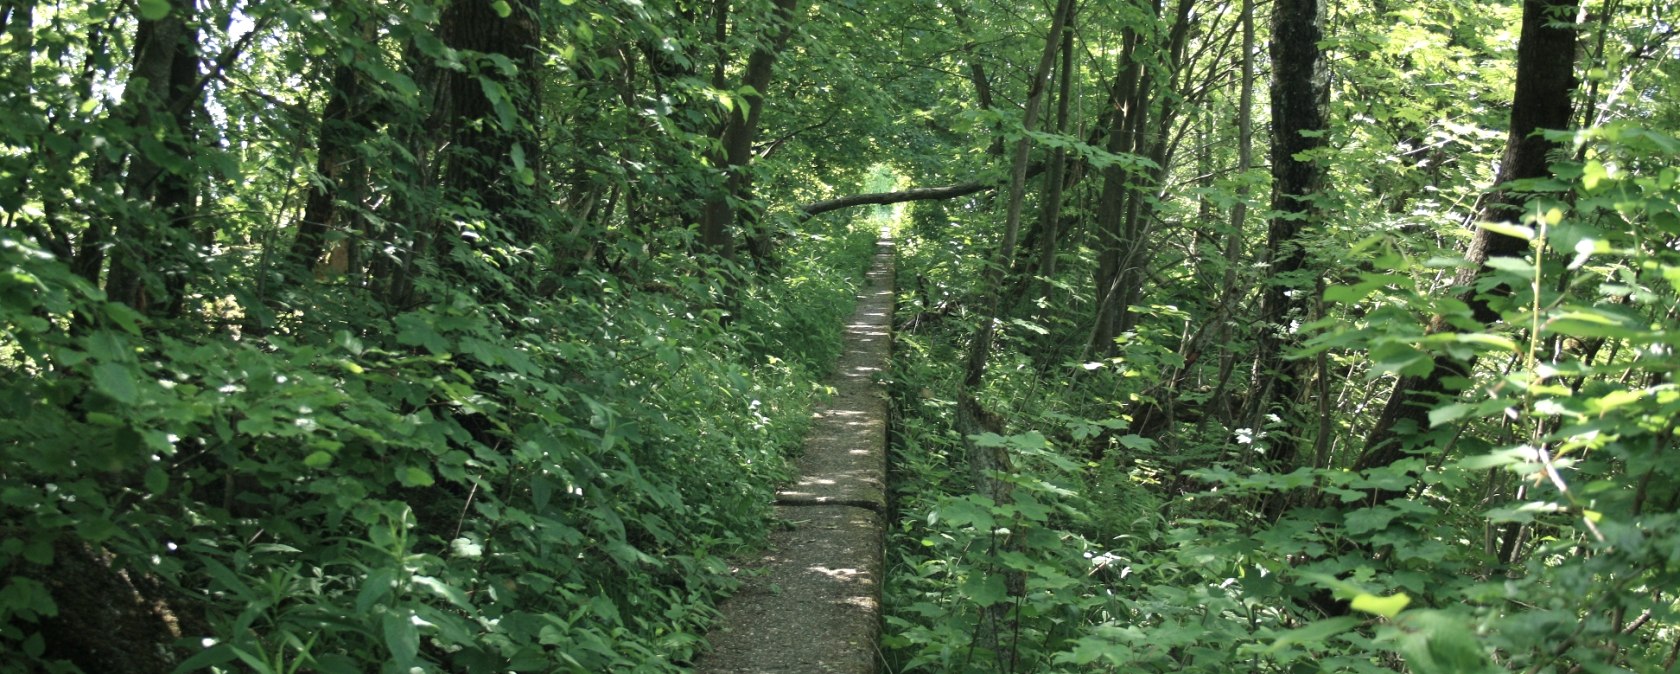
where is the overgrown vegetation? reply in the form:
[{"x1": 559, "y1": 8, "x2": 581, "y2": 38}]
[
  {"x1": 4, "y1": 0, "x2": 1678, "y2": 672},
  {"x1": 879, "y1": 0, "x2": 1680, "y2": 671},
  {"x1": 0, "y1": 0, "x2": 881, "y2": 671},
  {"x1": 0, "y1": 214, "x2": 877, "y2": 672}
]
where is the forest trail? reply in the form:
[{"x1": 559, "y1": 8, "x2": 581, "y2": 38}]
[{"x1": 695, "y1": 232, "x2": 894, "y2": 673}]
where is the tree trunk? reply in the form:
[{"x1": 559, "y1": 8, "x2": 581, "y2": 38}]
[
  {"x1": 1355, "y1": 0, "x2": 1580, "y2": 477},
  {"x1": 435, "y1": 0, "x2": 541, "y2": 245},
  {"x1": 1202, "y1": 0, "x2": 1256, "y2": 433},
  {"x1": 1089, "y1": 26, "x2": 1145, "y2": 354},
  {"x1": 1090, "y1": 0, "x2": 1196, "y2": 356},
  {"x1": 697, "y1": 0, "x2": 800, "y2": 265},
  {"x1": 104, "y1": 0, "x2": 201, "y2": 314},
  {"x1": 1248, "y1": 0, "x2": 1329, "y2": 471},
  {"x1": 1112, "y1": 0, "x2": 1196, "y2": 338},
  {"x1": 289, "y1": 54, "x2": 370, "y2": 273},
  {"x1": 953, "y1": 0, "x2": 1074, "y2": 659}
]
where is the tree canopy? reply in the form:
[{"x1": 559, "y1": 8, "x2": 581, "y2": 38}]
[{"x1": 2, "y1": 0, "x2": 1678, "y2": 672}]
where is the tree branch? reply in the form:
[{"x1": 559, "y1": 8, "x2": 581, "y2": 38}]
[{"x1": 798, "y1": 164, "x2": 1044, "y2": 218}]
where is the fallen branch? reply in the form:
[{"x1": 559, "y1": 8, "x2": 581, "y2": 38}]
[{"x1": 798, "y1": 164, "x2": 1045, "y2": 218}]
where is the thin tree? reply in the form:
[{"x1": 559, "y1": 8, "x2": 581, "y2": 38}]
[
  {"x1": 953, "y1": 0, "x2": 1075, "y2": 662},
  {"x1": 1201, "y1": 0, "x2": 1256, "y2": 433},
  {"x1": 1090, "y1": 0, "x2": 1198, "y2": 355},
  {"x1": 697, "y1": 0, "x2": 801, "y2": 267}
]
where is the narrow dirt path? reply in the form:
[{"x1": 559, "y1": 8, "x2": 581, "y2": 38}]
[{"x1": 695, "y1": 232, "x2": 894, "y2": 674}]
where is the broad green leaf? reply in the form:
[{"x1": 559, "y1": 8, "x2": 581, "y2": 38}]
[
  {"x1": 170, "y1": 643, "x2": 238, "y2": 673},
  {"x1": 144, "y1": 467, "x2": 168, "y2": 494},
  {"x1": 1298, "y1": 572, "x2": 1369, "y2": 600},
  {"x1": 1346, "y1": 506, "x2": 1401, "y2": 535},
  {"x1": 91, "y1": 363, "x2": 137, "y2": 404},
  {"x1": 1350, "y1": 592, "x2": 1411, "y2": 618},
  {"x1": 1115, "y1": 434, "x2": 1155, "y2": 451},
  {"x1": 356, "y1": 568, "x2": 397, "y2": 614},
  {"x1": 962, "y1": 572, "x2": 1007, "y2": 607},
  {"x1": 1324, "y1": 284, "x2": 1371, "y2": 304},
  {"x1": 398, "y1": 466, "x2": 435, "y2": 487},
  {"x1": 491, "y1": 0, "x2": 513, "y2": 17},
  {"x1": 1454, "y1": 333, "x2": 1519, "y2": 353},
  {"x1": 1265, "y1": 616, "x2": 1360, "y2": 653},
  {"x1": 1581, "y1": 160, "x2": 1609, "y2": 191},
  {"x1": 479, "y1": 78, "x2": 516, "y2": 130},
  {"x1": 138, "y1": 0, "x2": 172, "y2": 20},
  {"x1": 383, "y1": 610, "x2": 419, "y2": 663},
  {"x1": 936, "y1": 498, "x2": 995, "y2": 530},
  {"x1": 531, "y1": 474, "x2": 554, "y2": 511},
  {"x1": 1587, "y1": 389, "x2": 1644, "y2": 414},
  {"x1": 1428, "y1": 402, "x2": 1475, "y2": 427},
  {"x1": 413, "y1": 575, "x2": 472, "y2": 610},
  {"x1": 1546, "y1": 308, "x2": 1638, "y2": 339},
  {"x1": 1392, "y1": 610, "x2": 1500, "y2": 674},
  {"x1": 1477, "y1": 221, "x2": 1533, "y2": 240},
  {"x1": 103, "y1": 302, "x2": 145, "y2": 335},
  {"x1": 1459, "y1": 446, "x2": 1536, "y2": 470},
  {"x1": 1483, "y1": 257, "x2": 1534, "y2": 275}
]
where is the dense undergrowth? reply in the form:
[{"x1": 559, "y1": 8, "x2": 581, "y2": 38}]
[
  {"x1": 0, "y1": 220, "x2": 878, "y2": 673},
  {"x1": 883, "y1": 124, "x2": 1680, "y2": 673}
]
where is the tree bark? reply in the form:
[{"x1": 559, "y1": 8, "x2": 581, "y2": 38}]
[
  {"x1": 104, "y1": 0, "x2": 201, "y2": 314},
  {"x1": 289, "y1": 55, "x2": 370, "y2": 273},
  {"x1": 1355, "y1": 0, "x2": 1580, "y2": 476},
  {"x1": 1090, "y1": 0, "x2": 1196, "y2": 356},
  {"x1": 952, "y1": 0, "x2": 1074, "y2": 658},
  {"x1": 697, "y1": 0, "x2": 800, "y2": 265},
  {"x1": 1029, "y1": 15, "x2": 1078, "y2": 296},
  {"x1": 1112, "y1": 0, "x2": 1196, "y2": 338},
  {"x1": 1248, "y1": 0, "x2": 1330, "y2": 471},
  {"x1": 1202, "y1": 0, "x2": 1256, "y2": 432},
  {"x1": 1089, "y1": 25, "x2": 1145, "y2": 354},
  {"x1": 435, "y1": 0, "x2": 541, "y2": 244}
]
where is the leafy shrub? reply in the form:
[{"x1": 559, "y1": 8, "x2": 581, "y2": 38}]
[{"x1": 0, "y1": 221, "x2": 873, "y2": 673}]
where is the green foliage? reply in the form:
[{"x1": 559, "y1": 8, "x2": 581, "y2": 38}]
[
  {"x1": 0, "y1": 0, "x2": 921, "y2": 666},
  {"x1": 4, "y1": 0, "x2": 1679, "y2": 670},
  {"x1": 0, "y1": 216, "x2": 878, "y2": 671},
  {"x1": 884, "y1": 31, "x2": 1680, "y2": 666}
]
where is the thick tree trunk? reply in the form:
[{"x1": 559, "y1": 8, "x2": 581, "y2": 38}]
[
  {"x1": 104, "y1": 0, "x2": 201, "y2": 314},
  {"x1": 1248, "y1": 0, "x2": 1329, "y2": 471},
  {"x1": 1355, "y1": 0, "x2": 1580, "y2": 476},
  {"x1": 436, "y1": 0, "x2": 541, "y2": 244}
]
